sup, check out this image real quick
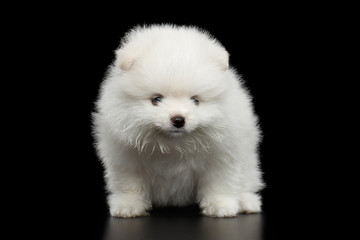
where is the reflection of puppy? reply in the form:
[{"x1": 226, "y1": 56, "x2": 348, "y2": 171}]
[{"x1": 93, "y1": 25, "x2": 264, "y2": 217}]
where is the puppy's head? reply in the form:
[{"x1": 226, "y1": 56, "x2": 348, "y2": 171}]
[{"x1": 100, "y1": 25, "x2": 232, "y2": 151}]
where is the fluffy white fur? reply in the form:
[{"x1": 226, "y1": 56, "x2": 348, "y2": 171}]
[{"x1": 93, "y1": 24, "x2": 264, "y2": 218}]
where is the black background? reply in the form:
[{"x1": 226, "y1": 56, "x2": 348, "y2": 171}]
[{"x1": 6, "y1": 4, "x2": 347, "y2": 240}]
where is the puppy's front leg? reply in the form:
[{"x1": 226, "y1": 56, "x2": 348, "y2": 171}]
[
  {"x1": 197, "y1": 168, "x2": 242, "y2": 217},
  {"x1": 99, "y1": 143, "x2": 151, "y2": 218},
  {"x1": 106, "y1": 164, "x2": 151, "y2": 218}
]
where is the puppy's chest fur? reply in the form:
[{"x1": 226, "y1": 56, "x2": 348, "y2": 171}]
[{"x1": 140, "y1": 152, "x2": 202, "y2": 206}]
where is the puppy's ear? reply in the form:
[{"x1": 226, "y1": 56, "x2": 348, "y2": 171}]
[
  {"x1": 114, "y1": 48, "x2": 136, "y2": 71},
  {"x1": 209, "y1": 42, "x2": 229, "y2": 71},
  {"x1": 216, "y1": 49, "x2": 229, "y2": 71}
]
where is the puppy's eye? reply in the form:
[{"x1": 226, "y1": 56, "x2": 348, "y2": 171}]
[
  {"x1": 151, "y1": 95, "x2": 163, "y2": 106},
  {"x1": 191, "y1": 96, "x2": 199, "y2": 106}
]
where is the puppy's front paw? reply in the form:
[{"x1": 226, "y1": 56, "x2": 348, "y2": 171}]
[
  {"x1": 239, "y1": 192, "x2": 262, "y2": 214},
  {"x1": 200, "y1": 195, "x2": 240, "y2": 217},
  {"x1": 108, "y1": 194, "x2": 150, "y2": 218}
]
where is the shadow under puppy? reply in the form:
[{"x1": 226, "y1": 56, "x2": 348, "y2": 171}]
[{"x1": 93, "y1": 24, "x2": 264, "y2": 217}]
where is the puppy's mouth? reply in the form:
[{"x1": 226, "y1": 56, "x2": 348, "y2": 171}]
[{"x1": 163, "y1": 128, "x2": 187, "y2": 137}]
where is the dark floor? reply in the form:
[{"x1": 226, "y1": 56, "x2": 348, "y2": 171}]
[{"x1": 98, "y1": 206, "x2": 277, "y2": 240}]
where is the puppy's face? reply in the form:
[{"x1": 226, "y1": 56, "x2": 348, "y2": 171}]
[{"x1": 116, "y1": 59, "x2": 229, "y2": 139}]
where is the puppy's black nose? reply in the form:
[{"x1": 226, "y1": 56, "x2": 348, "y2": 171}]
[{"x1": 171, "y1": 116, "x2": 185, "y2": 128}]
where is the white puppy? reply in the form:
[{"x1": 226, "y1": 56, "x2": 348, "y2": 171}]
[{"x1": 93, "y1": 24, "x2": 264, "y2": 218}]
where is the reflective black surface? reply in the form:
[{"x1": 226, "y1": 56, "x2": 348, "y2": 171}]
[{"x1": 99, "y1": 206, "x2": 275, "y2": 240}]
